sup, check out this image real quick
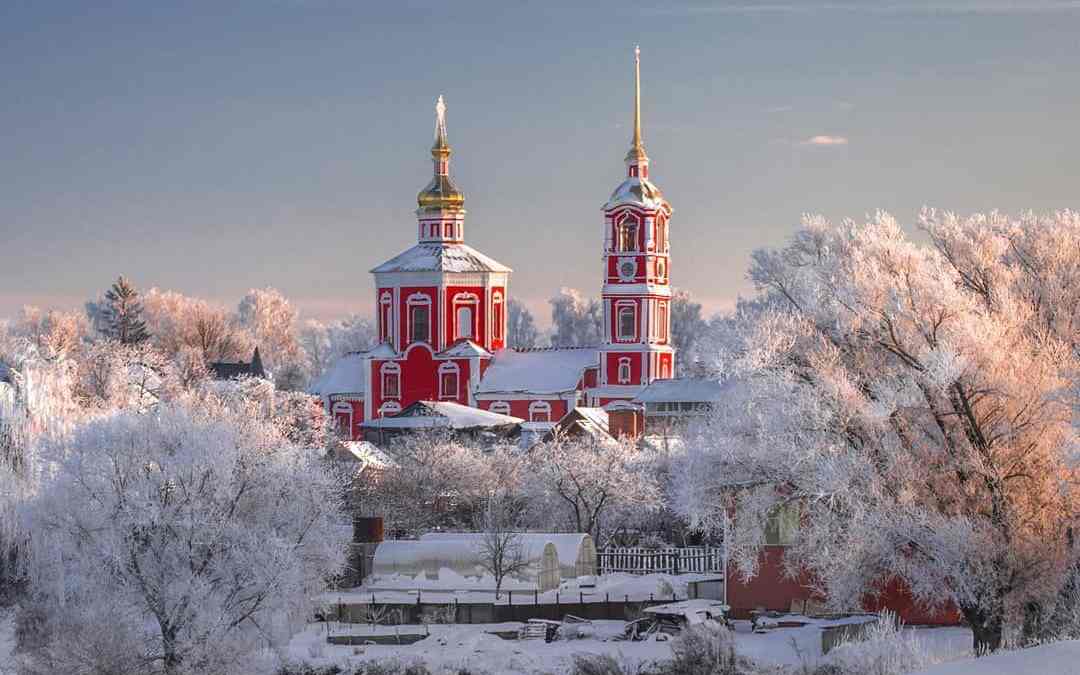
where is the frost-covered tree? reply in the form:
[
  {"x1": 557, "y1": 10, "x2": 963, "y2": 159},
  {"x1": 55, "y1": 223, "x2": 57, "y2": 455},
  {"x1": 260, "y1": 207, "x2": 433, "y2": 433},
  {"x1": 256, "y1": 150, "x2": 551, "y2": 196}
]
[
  {"x1": 236, "y1": 288, "x2": 303, "y2": 389},
  {"x1": 142, "y1": 289, "x2": 251, "y2": 363},
  {"x1": 526, "y1": 435, "x2": 662, "y2": 545},
  {"x1": 99, "y1": 276, "x2": 150, "y2": 344},
  {"x1": 670, "y1": 288, "x2": 707, "y2": 373},
  {"x1": 507, "y1": 299, "x2": 540, "y2": 349},
  {"x1": 20, "y1": 398, "x2": 347, "y2": 675},
  {"x1": 673, "y1": 210, "x2": 1080, "y2": 653},
  {"x1": 549, "y1": 287, "x2": 602, "y2": 347},
  {"x1": 299, "y1": 315, "x2": 375, "y2": 385},
  {"x1": 9, "y1": 307, "x2": 89, "y2": 362}
]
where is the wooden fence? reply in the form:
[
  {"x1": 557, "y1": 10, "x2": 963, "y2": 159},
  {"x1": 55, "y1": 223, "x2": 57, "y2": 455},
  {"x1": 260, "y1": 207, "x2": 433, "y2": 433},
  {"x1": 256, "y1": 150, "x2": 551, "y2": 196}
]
[{"x1": 598, "y1": 546, "x2": 724, "y2": 576}]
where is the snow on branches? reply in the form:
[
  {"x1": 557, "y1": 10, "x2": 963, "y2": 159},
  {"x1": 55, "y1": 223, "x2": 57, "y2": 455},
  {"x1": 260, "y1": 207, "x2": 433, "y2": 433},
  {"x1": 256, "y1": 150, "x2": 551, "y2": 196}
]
[{"x1": 676, "y1": 210, "x2": 1080, "y2": 652}]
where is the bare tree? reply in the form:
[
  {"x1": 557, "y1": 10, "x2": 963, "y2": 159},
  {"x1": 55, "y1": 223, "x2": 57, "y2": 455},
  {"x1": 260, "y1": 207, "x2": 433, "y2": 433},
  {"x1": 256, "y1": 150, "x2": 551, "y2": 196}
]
[{"x1": 474, "y1": 496, "x2": 529, "y2": 599}]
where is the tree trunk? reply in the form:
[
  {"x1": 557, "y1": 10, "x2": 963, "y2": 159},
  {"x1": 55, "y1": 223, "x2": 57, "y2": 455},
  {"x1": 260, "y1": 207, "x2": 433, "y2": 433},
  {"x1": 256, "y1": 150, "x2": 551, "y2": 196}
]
[
  {"x1": 162, "y1": 625, "x2": 181, "y2": 675},
  {"x1": 961, "y1": 604, "x2": 1004, "y2": 655}
]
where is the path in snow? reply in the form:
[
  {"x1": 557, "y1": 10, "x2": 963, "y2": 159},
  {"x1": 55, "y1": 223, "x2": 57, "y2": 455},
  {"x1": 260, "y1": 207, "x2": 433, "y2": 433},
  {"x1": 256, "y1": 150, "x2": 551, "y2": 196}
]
[{"x1": 911, "y1": 640, "x2": 1080, "y2": 675}]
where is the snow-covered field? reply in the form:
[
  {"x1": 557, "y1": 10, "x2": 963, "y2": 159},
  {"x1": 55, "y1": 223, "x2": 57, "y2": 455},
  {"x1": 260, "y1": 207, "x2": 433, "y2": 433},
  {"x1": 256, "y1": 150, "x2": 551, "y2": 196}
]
[
  {"x1": 910, "y1": 640, "x2": 1080, "y2": 675},
  {"x1": 288, "y1": 620, "x2": 973, "y2": 674}
]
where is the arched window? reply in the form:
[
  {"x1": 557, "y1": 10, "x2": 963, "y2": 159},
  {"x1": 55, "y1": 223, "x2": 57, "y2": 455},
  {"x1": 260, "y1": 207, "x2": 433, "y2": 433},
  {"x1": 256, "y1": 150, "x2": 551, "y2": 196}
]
[
  {"x1": 528, "y1": 400, "x2": 552, "y2": 423},
  {"x1": 381, "y1": 362, "x2": 401, "y2": 399},
  {"x1": 489, "y1": 401, "x2": 511, "y2": 416},
  {"x1": 406, "y1": 294, "x2": 431, "y2": 344},
  {"x1": 456, "y1": 306, "x2": 473, "y2": 340},
  {"x1": 656, "y1": 257, "x2": 666, "y2": 282},
  {"x1": 617, "y1": 357, "x2": 632, "y2": 384},
  {"x1": 379, "y1": 291, "x2": 393, "y2": 344},
  {"x1": 657, "y1": 300, "x2": 669, "y2": 342},
  {"x1": 617, "y1": 303, "x2": 636, "y2": 342},
  {"x1": 331, "y1": 401, "x2": 353, "y2": 438},
  {"x1": 438, "y1": 362, "x2": 459, "y2": 400},
  {"x1": 617, "y1": 216, "x2": 638, "y2": 252},
  {"x1": 492, "y1": 291, "x2": 504, "y2": 341}
]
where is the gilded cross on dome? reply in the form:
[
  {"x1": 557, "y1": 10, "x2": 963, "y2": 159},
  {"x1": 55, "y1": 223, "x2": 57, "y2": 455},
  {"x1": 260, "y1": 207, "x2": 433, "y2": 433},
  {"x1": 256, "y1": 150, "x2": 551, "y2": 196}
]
[{"x1": 434, "y1": 95, "x2": 448, "y2": 149}]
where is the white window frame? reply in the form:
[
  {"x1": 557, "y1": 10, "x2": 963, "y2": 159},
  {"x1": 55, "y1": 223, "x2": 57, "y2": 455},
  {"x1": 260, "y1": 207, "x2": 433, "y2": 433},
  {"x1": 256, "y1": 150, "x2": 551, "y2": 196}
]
[
  {"x1": 406, "y1": 293, "x2": 432, "y2": 344},
  {"x1": 379, "y1": 291, "x2": 393, "y2": 344},
  {"x1": 489, "y1": 401, "x2": 511, "y2": 416},
  {"x1": 492, "y1": 291, "x2": 504, "y2": 341},
  {"x1": 616, "y1": 214, "x2": 638, "y2": 252},
  {"x1": 331, "y1": 401, "x2": 353, "y2": 437},
  {"x1": 616, "y1": 301, "x2": 637, "y2": 342},
  {"x1": 381, "y1": 362, "x2": 401, "y2": 400},
  {"x1": 528, "y1": 400, "x2": 552, "y2": 423},
  {"x1": 452, "y1": 292, "x2": 479, "y2": 342},
  {"x1": 617, "y1": 357, "x2": 632, "y2": 385},
  {"x1": 438, "y1": 362, "x2": 460, "y2": 400}
]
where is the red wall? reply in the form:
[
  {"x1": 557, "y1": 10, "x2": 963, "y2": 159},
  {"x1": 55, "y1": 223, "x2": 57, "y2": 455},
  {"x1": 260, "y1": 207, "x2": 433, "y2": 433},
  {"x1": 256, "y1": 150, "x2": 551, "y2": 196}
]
[
  {"x1": 863, "y1": 578, "x2": 962, "y2": 626},
  {"x1": 477, "y1": 397, "x2": 568, "y2": 423},
  {"x1": 604, "y1": 352, "x2": 643, "y2": 385}
]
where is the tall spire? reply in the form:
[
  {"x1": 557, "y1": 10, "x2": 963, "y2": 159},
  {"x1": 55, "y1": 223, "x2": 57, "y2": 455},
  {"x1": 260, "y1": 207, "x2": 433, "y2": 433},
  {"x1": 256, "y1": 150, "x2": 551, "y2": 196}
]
[
  {"x1": 625, "y1": 46, "x2": 649, "y2": 175},
  {"x1": 418, "y1": 94, "x2": 464, "y2": 213}
]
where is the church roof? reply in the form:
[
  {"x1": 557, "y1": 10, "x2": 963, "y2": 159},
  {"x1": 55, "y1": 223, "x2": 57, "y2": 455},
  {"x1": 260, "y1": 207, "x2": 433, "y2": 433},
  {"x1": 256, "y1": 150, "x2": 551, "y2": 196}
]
[
  {"x1": 439, "y1": 339, "x2": 493, "y2": 358},
  {"x1": 476, "y1": 347, "x2": 598, "y2": 396},
  {"x1": 310, "y1": 352, "x2": 368, "y2": 396},
  {"x1": 362, "y1": 400, "x2": 523, "y2": 430},
  {"x1": 604, "y1": 176, "x2": 668, "y2": 211},
  {"x1": 371, "y1": 243, "x2": 511, "y2": 274}
]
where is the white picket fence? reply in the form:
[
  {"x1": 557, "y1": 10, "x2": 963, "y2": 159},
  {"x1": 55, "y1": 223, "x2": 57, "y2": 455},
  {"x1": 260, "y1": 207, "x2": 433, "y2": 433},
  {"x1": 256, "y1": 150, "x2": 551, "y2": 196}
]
[{"x1": 598, "y1": 546, "x2": 724, "y2": 576}]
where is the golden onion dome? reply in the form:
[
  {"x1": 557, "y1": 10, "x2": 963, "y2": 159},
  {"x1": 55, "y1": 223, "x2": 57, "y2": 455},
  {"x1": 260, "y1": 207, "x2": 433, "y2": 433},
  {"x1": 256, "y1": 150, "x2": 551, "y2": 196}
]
[{"x1": 417, "y1": 96, "x2": 465, "y2": 212}]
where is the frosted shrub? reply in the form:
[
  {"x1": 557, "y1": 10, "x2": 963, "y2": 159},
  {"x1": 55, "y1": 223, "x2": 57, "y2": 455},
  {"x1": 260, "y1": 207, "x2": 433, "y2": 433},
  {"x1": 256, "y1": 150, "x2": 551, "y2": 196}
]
[
  {"x1": 666, "y1": 623, "x2": 746, "y2": 675},
  {"x1": 570, "y1": 654, "x2": 651, "y2": 675},
  {"x1": 822, "y1": 614, "x2": 931, "y2": 675}
]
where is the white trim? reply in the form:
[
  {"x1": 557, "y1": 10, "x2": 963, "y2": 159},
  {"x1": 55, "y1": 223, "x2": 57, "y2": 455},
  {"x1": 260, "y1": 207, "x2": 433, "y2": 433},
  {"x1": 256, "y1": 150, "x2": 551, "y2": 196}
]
[
  {"x1": 617, "y1": 357, "x2": 632, "y2": 385},
  {"x1": 615, "y1": 301, "x2": 637, "y2": 342},
  {"x1": 406, "y1": 292, "x2": 432, "y2": 345},
  {"x1": 379, "y1": 401, "x2": 402, "y2": 416},
  {"x1": 528, "y1": 400, "x2": 552, "y2": 423},
  {"x1": 380, "y1": 362, "x2": 401, "y2": 400},
  {"x1": 489, "y1": 401, "x2": 511, "y2": 416},
  {"x1": 438, "y1": 361, "x2": 460, "y2": 400}
]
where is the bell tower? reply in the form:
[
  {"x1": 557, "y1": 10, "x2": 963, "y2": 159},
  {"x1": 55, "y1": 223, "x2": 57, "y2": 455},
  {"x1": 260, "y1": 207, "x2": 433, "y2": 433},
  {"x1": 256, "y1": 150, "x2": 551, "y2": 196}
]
[{"x1": 594, "y1": 47, "x2": 675, "y2": 405}]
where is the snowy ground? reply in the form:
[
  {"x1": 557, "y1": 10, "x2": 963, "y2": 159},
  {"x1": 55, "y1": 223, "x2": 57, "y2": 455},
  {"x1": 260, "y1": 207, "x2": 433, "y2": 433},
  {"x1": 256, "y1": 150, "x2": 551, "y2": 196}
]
[
  {"x1": 910, "y1": 640, "x2": 1080, "y2": 675},
  {"x1": 288, "y1": 619, "x2": 973, "y2": 674}
]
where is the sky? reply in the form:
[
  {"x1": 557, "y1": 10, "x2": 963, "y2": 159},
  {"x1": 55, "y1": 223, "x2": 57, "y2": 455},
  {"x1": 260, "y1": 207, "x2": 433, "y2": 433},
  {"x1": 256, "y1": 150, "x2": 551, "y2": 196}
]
[{"x1": 2, "y1": 1, "x2": 1078, "y2": 326}]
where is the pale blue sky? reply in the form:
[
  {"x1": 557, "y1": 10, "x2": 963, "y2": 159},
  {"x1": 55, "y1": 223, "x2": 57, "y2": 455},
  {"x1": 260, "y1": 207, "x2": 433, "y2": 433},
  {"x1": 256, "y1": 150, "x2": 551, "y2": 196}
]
[{"x1": 2, "y1": 1, "x2": 1078, "y2": 324}]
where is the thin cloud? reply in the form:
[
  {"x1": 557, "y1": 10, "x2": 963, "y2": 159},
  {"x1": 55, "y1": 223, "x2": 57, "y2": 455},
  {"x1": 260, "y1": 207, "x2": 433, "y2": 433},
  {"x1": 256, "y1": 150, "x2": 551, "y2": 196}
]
[{"x1": 801, "y1": 135, "x2": 849, "y2": 146}]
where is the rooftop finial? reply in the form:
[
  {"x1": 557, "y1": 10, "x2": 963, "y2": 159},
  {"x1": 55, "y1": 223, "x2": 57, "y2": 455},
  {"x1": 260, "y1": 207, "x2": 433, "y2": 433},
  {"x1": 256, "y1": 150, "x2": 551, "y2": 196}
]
[
  {"x1": 633, "y1": 45, "x2": 642, "y2": 151},
  {"x1": 434, "y1": 95, "x2": 448, "y2": 150}
]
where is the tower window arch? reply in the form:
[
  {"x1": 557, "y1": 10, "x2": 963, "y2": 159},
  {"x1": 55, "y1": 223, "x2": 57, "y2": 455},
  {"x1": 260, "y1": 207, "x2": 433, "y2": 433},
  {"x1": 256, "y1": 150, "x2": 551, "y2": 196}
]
[
  {"x1": 616, "y1": 215, "x2": 638, "y2": 252},
  {"x1": 617, "y1": 357, "x2": 632, "y2": 384},
  {"x1": 616, "y1": 302, "x2": 637, "y2": 342},
  {"x1": 406, "y1": 293, "x2": 432, "y2": 344},
  {"x1": 438, "y1": 362, "x2": 460, "y2": 400},
  {"x1": 381, "y1": 362, "x2": 401, "y2": 400}
]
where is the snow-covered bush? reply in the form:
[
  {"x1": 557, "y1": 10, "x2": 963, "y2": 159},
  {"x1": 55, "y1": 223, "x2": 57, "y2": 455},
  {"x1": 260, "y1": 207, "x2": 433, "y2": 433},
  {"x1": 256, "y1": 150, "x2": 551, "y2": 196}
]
[
  {"x1": 666, "y1": 623, "x2": 744, "y2": 675},
  {"x1": 18, "y1": 397, "x2": 349, "y2": 675},
  {"x1": 820, "y1": 614, "x2": 932, "y2": 675},
  {"x1": 570, "y1": 653, "x2": 652, "y2": 675}
]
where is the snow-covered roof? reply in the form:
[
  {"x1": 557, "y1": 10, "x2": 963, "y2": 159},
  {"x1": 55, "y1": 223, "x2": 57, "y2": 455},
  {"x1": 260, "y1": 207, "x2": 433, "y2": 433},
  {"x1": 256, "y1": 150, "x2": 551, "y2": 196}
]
[
  {"x1": 643, "y1": 599, "x2": 730, "y2": 624},
  {"x1": 604, "y1": 176, "x2": 669, "y2": 211},
  {"x1": 309, "y1": 352, "x2": 368, "y2": 396},
  {"x1": 371, "y1": 243, "x2": 511, "y2": 274},
  {"x1": 476, "y1": 348, "x2": 598, "y2": 396},
  {"x1": 362, "y1": 400, "x2": 523, "y2": 430},
  {"x1": 341, "y1": 441, "x2": 396, "y2": 469},
  {"x1": 632, "y1": 377, "x2": 729, "y2": 404},
  {"x1": 439, "y1": 340, "x2": 493, "y2": 359}
]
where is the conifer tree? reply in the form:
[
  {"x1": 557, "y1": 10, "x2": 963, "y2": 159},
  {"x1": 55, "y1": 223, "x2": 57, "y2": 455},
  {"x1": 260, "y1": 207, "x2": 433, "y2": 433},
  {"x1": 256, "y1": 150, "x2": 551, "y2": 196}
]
[{"x1": 101, "y1": 276, "x2": 150, "y2": 344}]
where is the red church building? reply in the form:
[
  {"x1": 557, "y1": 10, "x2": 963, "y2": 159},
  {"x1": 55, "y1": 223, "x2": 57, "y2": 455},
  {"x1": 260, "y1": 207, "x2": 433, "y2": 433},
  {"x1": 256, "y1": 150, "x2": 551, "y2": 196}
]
[{"x1": 312, "y1": 50, "x2": 676, "y2": 440}]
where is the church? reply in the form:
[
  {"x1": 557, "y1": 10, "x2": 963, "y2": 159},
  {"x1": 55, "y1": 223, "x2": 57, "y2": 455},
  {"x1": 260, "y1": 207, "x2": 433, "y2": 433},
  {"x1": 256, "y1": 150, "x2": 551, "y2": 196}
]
[{"x1": 312, "y1": 49, "x2": 675, "y2": 440}]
